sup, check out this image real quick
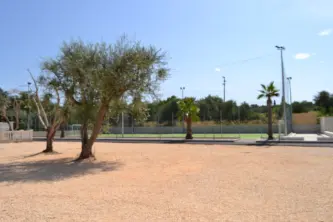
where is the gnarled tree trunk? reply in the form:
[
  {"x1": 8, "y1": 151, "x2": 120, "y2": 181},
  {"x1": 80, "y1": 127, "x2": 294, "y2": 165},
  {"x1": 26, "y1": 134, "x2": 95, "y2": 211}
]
[
  {"x1": 15, "y1": 111, "x2": 19, "y2": 130},
  {"x1": 77, "y1": 105, "x2": 108, "y2": 160},
  {"x1": 185, "y1": 117, "x2": 193, "y2": 139},
  {"x1": 79, "y1": 122, "x2": 91, "y2": 159},
  {"x1": 60, "y1": 122, "x2": 65, "y2": 138},
  {"x1": 44, "y1": 126, "x2": 57, "y2": 153},
  {"x1": 14, "y1": 101, "x2": 20, "y2": 130},
  {"x1": 267, "y1": 98, "x2": 273, "y2": 140}
]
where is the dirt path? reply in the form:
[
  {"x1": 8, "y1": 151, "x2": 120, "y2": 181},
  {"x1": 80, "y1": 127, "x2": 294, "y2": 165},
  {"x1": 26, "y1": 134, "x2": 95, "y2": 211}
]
[{"x1": 1, "y1": 142, "x2": 333, "y2": 221}]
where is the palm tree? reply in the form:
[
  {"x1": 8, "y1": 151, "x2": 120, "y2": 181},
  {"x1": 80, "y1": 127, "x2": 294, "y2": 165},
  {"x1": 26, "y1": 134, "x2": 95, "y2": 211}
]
[
  {"x1": 257, "y1": 82, "x2": 279, "y2": 140},
  {"x1": 177, "y1": 97, "x2": 200, "y2": 139}
]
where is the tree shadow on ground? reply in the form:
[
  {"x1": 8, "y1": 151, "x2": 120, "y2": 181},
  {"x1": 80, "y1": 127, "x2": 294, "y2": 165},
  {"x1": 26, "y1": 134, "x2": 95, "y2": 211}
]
[
  {"x1": 0, "y1": 157, "x2": 123, "y2": 184},
  {"x1": 246, "y1": 139, "x2": 277, "y2": 148},
  {"x1": 23, "y1": 151, "x2": 62, "y2": 158}
]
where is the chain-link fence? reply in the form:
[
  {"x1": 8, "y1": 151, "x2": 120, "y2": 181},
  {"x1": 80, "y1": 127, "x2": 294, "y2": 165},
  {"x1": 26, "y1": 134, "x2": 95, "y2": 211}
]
[
  {"x1": 30, "y1": 103, "x2": 282, "y2": 140},
  {"x1": 99, "y1": 109, "x2": 279, "y2": 139}
]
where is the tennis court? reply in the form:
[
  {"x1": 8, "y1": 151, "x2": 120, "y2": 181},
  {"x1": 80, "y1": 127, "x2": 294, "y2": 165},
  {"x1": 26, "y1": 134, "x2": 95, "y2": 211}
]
[{"x1": 98, "y1": 133, "x2": 277, "y2": 139}]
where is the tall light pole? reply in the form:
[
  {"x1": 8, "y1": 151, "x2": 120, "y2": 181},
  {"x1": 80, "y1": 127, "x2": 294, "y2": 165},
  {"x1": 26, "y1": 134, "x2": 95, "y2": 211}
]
[
  {"x1": 180, "y1": 87, "x2": 185, "y2": 99},
  {"x1": 27, "y1": 82, "x2": 31, "y2": 130},
  {"x1": 287, "y1": 77, "x2": 293, "y2": 132},
  {"x1": 221, "y1": 76, "x2": 226, "y2": 123},
  {"x1": 238, "y1": 105, "x2": 240, "y2": 122},
  {"x1": 180, "y1": 87, "x2": 185, "y2": 132},
  {"x1": 222, "y1": 76, "x2": 226, "y2": 102},
  {"x1": 275, "y1": 45, "x2": 288, "y2": 135}
]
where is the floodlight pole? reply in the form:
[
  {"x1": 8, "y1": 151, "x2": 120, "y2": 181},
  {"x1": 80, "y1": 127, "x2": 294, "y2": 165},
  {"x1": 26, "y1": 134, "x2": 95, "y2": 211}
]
[
  {"x1": 27, "y1": 82, "x2": 31, "y2": 130},
  {"x1": 276, "y1": 45, "x2": 288, "y2": 135},
  {"x1": 222, "y1": 76, "x2": 226, "y2": 102},
  {"x1": 180, "y1": 87, "x2": 185, "y2": 132},
  {"x1": 287, "y1": 77, "x2": 293, "y2": 132},
  {"x1": 221, "y1": 76, "x2": 226, "y2": 122}
]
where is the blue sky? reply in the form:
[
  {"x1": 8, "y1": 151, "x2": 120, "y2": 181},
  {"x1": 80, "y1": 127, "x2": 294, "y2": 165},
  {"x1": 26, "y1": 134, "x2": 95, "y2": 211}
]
[{"x1": 0, "y1": 0, "x2": 332, "y2": 105}]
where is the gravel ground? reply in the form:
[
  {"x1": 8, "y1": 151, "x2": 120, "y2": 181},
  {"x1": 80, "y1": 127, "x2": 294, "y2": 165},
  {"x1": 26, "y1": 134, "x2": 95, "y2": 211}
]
[{"x1": 0, "y1": 142, "x2": 333, "y2": 222}]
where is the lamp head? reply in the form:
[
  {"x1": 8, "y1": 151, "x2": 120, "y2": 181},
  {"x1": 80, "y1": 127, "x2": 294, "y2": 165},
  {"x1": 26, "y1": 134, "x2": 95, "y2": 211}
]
[{"x1": 275, "y1": 45, "x2": 285, "y2": 50}]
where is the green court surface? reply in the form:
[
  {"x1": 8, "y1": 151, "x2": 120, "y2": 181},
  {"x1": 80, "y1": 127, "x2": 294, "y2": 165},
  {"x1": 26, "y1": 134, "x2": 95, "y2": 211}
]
[{"x1": 98, "y1": 133, "x2": 277, "y2": 139}]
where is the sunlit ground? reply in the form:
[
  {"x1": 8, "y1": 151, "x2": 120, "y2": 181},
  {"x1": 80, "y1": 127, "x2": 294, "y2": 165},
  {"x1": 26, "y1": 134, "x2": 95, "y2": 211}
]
[{"x1": 1, "y1": 142, "x2": 332, "y2": 221}]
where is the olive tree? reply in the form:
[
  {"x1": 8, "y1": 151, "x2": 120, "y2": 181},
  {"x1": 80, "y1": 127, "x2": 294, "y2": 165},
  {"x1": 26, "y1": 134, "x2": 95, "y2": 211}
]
[
  {"x1": 28, "y1": 70, "x2": 70, "y2": 152},
  {"x1": 42, "y1": 36, "x2": 169, "y2": 160}
]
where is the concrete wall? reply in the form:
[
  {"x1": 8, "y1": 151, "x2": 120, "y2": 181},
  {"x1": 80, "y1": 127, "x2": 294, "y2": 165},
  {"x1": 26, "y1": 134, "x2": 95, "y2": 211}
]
[
  {"x1": 293, "y1": 124, "x2": 320, "y2": 133},
  {"x1": 0, "y1": 122, "x2": 14, "y2": 131},
  {"x1": 320, "y1": 117, "x2": 333, "y2": 133},
  {"x1": 0, "y1": 130, "x2": 34, "y2": 142}
]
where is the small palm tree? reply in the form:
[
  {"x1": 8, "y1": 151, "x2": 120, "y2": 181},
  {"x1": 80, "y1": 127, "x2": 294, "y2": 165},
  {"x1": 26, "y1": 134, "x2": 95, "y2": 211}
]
[
  {"x1": 177, "y1": 97, "x2": 200, "y2": 139},
  {"x1": 257, "y1": 82, "x2": 279, "y2": 140}
]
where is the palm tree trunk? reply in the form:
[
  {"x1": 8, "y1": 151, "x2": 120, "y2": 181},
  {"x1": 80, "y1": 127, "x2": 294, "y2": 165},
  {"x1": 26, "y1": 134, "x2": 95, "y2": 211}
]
[
  {"x1": 185, "y1": 117, "x2": 193, "y2": 139},
  {"x1": 267, "y1": 98, "x2": 273, "y2": 140}
]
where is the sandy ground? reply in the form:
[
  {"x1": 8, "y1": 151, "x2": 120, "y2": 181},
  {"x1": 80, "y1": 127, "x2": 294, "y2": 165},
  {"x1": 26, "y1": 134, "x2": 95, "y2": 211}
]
[{"x1": 0, "y1": 142, "x2": 333, "y2": 222}]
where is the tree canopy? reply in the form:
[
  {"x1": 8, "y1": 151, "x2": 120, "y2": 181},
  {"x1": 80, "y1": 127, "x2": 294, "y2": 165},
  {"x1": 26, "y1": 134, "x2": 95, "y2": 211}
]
[{"x1": 40, "y1": 36, "x2": 169, "y2": 159}]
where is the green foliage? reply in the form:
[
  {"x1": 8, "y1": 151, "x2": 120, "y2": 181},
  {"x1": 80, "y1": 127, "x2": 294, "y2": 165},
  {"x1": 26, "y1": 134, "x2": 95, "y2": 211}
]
[
  {"x1": 40, "y1": 35, "x2": 169, "y2": 147},
  {"x1": 292, "y1": 101, "x2": 314, "y2": 113},
  {"x1": 177, "y1": 97, "x2": 200, "y2": 121},
  {"x1": 313, "y1": 90, "x2": 333, "y2": 116},
  {"x1": 0, "y1": 88, "x2": 9, "y2": 112},
  {"x1": 128, "y1": 97, "x2": 150, "y2": 124},
  {"x1": 257, "y1": 81, "x2": 280, "y2": 100}
]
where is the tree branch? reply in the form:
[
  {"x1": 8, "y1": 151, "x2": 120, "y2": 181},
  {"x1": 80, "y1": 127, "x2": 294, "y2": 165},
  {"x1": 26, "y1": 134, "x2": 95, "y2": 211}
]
[
  {"x1": 31, "y1": 96, "x2": 47, "y2": 129},
  {"x1": 51, "y1": 88, "x2": 62, "y2": 128},
  {"x1": 28, "y1": 69, "x2": 50, "y2": 127}
]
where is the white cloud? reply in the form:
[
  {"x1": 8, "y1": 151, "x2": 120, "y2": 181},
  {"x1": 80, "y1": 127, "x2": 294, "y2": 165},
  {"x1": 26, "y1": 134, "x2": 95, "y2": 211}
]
[
  {"x1": 215, "y1": 68, "x2": 221, "y2": 72},
  {"x1": 294, "y1": 53, "x2": 311, "y2": 60},
  {"x1": 318, "y1": 29, "x2": 332, "y2": 36}
]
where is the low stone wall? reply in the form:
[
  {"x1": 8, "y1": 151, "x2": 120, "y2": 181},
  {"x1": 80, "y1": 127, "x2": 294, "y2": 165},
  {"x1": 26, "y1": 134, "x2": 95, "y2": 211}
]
[
  {"x1": 0, "y1": 122, "x2": 14, "y2": 131},
  {"x1": 293, "y1": 125, "x2": 320, "y2": 134},
  {"x1": 0, "y1": 130, "x2": 34, "y2": 142},
  {"x1": 33, "y1": 130, "x2": 89, "y2": 138}
]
